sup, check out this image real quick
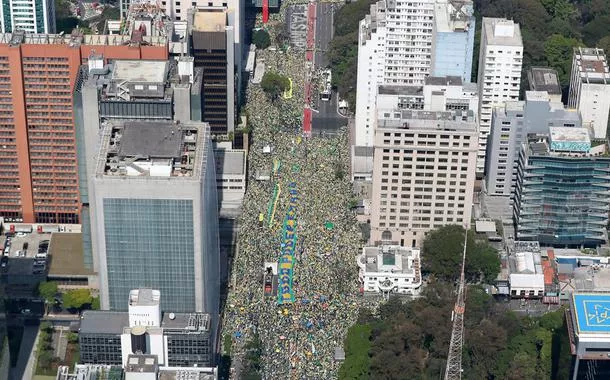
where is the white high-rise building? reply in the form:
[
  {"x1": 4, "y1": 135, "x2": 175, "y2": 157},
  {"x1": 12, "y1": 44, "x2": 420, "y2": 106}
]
[
  {"x1": 477, "y1": 18, "x2": 523, "y2": 174},
  {"x1": 355, "y1": 0, "x2": 436, "y2": 148},
  {"x1": 0, "y1": 0, "x2": 55, "y2": 34},
  {"x1": 568, "y1": 47, "x2": 610, "y2": 139}
]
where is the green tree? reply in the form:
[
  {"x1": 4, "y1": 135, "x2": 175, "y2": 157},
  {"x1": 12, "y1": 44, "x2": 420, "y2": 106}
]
[
  {"x1": 38, "y1": 282, "x2": 58, "y2": 304},
  {"x1": 422, "y1": 225, "x2": 500, "y2": 283},
  {"x1": 62, "y1": 289, "x2": 93, "y2": 311},
  {"x1": 544, "y1": 34, "x2": 583, "y2": 86},
  {"x1": 40, "y1": 321, "x2": 53, "y2": 334},
  {"x1": 67, "y1": 332, "x2": 79, "y2": 344},
  {"x1": 91, "y1": 296, "x2": 101, "y2": 310},
  {"x1": 241, "y1": 333, "x2": 263, "y2": 380},
  {"x1": 338, "y1": 324, "x2": 371, "y2": 380},
  {"x1": 252, "y1": 29, "x2": 271, "y2": 49},
  {"x1": 597, "y1": 35, "x2": 610, "y2": 55},
  {"x1": 260, "y1": 72, "x2": 290, "y2": 100}
]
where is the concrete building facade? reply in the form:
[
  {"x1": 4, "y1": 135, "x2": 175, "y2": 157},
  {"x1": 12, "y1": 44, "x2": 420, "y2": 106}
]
[
  {"x1": 354, "y1": 0, "x2": 436, "y2": 148},
  {"x1": 568, "y1": 47, "x2": 610, "y2": 139},
  {"x1": 353, "y1": 76, "x2": 478, "y2": 181},
  {"x1": 369, "y1": 109, "x2": 477, "y2": 246},
  {"x1": 90, "y1": 121, "x2": 219, "y2": 316},
  {"x1": 486, "y1": 91, "x2": 581, "y2": 196},
  {"x1": 477, "y1": 18, "x2": 523, "y2": 174},
  {"x1": 0, "y1": 0, "x2": 55, "y2": 34},
  {"x1": 0, "y1": 31, "x2": 168, "y2": 225}
]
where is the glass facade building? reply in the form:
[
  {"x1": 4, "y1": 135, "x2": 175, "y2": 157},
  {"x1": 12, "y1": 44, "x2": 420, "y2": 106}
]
[
  {"x1": 514, "y1": 140, "x2": 610, "y2": 247},
  {"x1": 103, "y1": 198, "x2": 196, "y2": 312}
]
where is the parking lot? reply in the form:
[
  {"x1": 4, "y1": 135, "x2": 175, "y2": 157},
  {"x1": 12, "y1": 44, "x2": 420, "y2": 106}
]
[{"x1": 2, "y1": 231, "x2": 51, "y2": 259}]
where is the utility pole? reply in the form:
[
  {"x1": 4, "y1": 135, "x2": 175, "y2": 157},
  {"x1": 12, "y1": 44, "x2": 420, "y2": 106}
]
[{"x1": 444, "y1": 228, "x2": 468, "y2": 380}]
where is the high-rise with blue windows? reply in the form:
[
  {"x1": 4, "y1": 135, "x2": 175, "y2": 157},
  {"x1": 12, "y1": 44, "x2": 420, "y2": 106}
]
[
  {"x1": 90, "y1": 120, "x2": 219, "y2": 319},
  {"x1": 431, "y1": 0, "x2": 475, "y2": 82},
  {"x1": 0, "y1": 0, "x2": 55, "y2": 34},
  {"x1": 513, "y1": 127, "x2": 610, "y2": 247}
]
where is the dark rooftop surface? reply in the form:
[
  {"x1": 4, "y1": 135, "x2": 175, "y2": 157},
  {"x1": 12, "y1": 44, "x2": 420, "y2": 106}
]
[
  {"x1": 48, "y1": 233, "x2": 92, "y2": 276},
  {"x1": 528, "y1": 67, "x2": 561, "y2": 94},
  {"x1": 118, "y1": 122, "x2": 183, "y2": 158},
  {"x1": 425, "y1": 76, "x2": 463, "y2": 86}
]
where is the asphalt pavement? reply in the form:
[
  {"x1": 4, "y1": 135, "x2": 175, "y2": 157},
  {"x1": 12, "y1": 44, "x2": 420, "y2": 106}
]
[
  {"x1": 314, "y1": 3, "x2": 336, "y2": 68},
  {"x1": 10, "y1": 325, "x2": 38, "y2": 380},
  {"x1": 312, "y1": 93, "x2": 347, "y2": 134}
]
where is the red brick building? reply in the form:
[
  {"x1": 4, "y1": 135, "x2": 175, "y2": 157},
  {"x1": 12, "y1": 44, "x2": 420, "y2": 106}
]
[{"x1": 0, "y1": 31, "x2": 168, "y2": 223}]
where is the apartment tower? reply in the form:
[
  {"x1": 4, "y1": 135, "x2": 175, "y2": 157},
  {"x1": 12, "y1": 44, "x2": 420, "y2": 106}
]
[
  {"x1": 568, "y1": 47, "x2": 610, "y2": 139},
  {"x1": 0, "y1": 30, "x2": 168, "y2": 224},
  {"x1": 0, "y1": 0, "x2": 55, "y2": 34},
  {"x1": 354, "y1": 0, "x2": 436, "y2": 147},
  {"x1": 477, "y1": 18, "x2": 523, "y2": 175}
]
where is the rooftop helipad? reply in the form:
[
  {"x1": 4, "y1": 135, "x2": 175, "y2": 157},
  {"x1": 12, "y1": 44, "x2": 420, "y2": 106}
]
[{"x1": 573, "y1": 293, "x2": 610, "y2": 334}]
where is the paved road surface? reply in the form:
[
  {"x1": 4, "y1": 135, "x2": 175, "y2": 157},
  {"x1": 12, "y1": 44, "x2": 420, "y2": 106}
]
[
  {"x1": 312, "y1": 93, "x2": 347, "y2": 134},
  {"x1": 314, "y1": 3, "x2": 335, "y2": 68},
  {"x1": 10, "y1": 325, "x2": 39, "y2": 380}
]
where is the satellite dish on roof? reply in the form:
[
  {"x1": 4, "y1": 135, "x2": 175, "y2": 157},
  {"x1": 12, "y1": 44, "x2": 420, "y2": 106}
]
[{"x1": 169, "y1": 312, "x2": 175, "y2": 320}]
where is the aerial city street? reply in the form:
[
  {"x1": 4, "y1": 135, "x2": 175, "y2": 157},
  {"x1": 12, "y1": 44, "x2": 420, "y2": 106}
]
[{"x1": 0, "y1": 0, "x2": 610, "y2": 379}]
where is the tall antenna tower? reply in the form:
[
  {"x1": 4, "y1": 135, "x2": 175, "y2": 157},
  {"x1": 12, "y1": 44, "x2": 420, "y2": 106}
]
[{"x1": 444, "y1": 228, "x2": 468, "y2": 380}]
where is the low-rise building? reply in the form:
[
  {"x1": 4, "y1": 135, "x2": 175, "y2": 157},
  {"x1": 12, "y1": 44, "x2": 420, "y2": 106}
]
[
  {"x1": 508, "y1": 241, "x2": 545, "y2": 298},
  {"x1": 79, "y1": 289, "x2": 214, "y2": 367},
  {"x1": 356, "y1": 245, "x2": 422, "y2": 296}
]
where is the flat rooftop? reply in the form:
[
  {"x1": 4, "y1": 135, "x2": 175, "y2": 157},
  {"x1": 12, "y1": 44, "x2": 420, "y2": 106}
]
[
  {"x1": 111, "y1": 60, "x2": 168, "y2": 83},
  {"x1": 572, "y1": 293, "x2": 610, "y2": 334},
  {"x1": 48, "y1": 233, "x2": 92, "y2": 276},
  {"x1": 425, "y1": 76, "x2": 463, "y2": 86},
  {"x1": 550, "y1": 127, "x2": 590, "y2": 143},
  {"x1": 378, "y1": 85, "x2": 422, "y2": 96},
  {"x1": 98, "y1": 120, "x2": 209, "y2": 178},
  {"x1": 528, "y1": 67, "x2": 561, "y2": 94},
  {"x1": 483, "y1": 17, "x2": 522, "y2": 47},
  {"x1": 193, "y1": 11, "x2": 226, "y2": 32},
  {"x1": 118, "y1": 122, "x2": 183, "y2": 158},
  {"x1": 80, "y1": 311, "x2": 211, "y2": 334},
  {"x1": 2, "y1": 231, "x2": 52, "y2": 259},
  {"x1": 214, "y1": 149, "x2": 245, "y2": 175},
  {"x1": 129, "y1": 289, "x2": 160, "y2": 307}
]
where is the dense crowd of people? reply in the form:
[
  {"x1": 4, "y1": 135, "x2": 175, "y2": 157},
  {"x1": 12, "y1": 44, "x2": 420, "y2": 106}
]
[{"x1": 221, "y1": 6, "x2": 377, "y2": 379}]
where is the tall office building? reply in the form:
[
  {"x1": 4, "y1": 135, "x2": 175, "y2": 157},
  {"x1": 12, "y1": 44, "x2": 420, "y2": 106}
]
[
  {"x1": 90, "y1": 120, "x2": 219, "y2": 314},
  {"x1": 431, "y1": 0, "x2": 475, "y2": 82},
  {"x1": 477, "y1": 18, "x2": 523, "y2": 174},
  {"x1": 90, "y1": 121, "x2": 219, "y2": 316},
  {"x1": 190, "y1": 9, "x2": 235, "y2": 135},
  {"x1": 369, "y1": 109, "x2": 477, "y2": 246},
  {"x1": 117, "y1": 0, "x2": 244, "y2": 109},
  {"x1": 74, "y1": 58, "x2": 203, "y2": 269},
  {"x1": 0, "y1": 30, "x2": 168, "y2": 224},
  {"x1": 486, "y1": 91, "x2": 581, "y2": 196},
  {"x1": 0, "y1": 0, "x2": 55, "y2": 34},
  {"x1": 352, "y1": 76, "x2": 478, "y2": 181},
  {"x1": 513, "y1": 128, "x2": 610, "y2": 247},
  {"x1": 355, "y1": 0, "x2": 436, "y2": 147},
  {"x1": 568, "y1": 47, "x2": 610, "y2": 139}
]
